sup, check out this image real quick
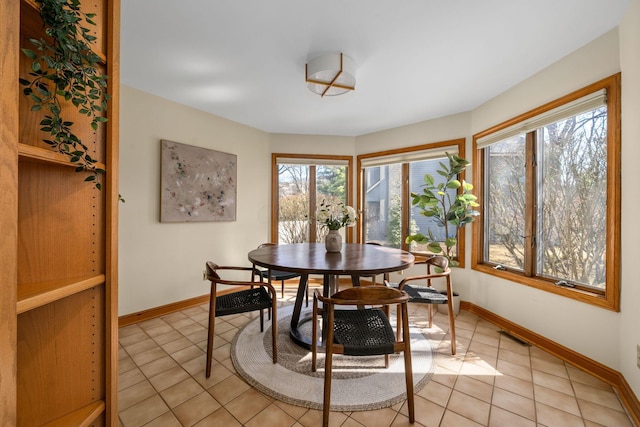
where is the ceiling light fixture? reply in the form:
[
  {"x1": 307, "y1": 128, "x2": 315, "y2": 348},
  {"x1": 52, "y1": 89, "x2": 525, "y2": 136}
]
[{"x1": 305, "y1": 52, "x2": 355, "y2": 97}]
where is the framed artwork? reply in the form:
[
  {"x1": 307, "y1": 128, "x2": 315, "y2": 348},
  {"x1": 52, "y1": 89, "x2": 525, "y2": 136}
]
[{"x1": 160, "y1": 140, "x2": 237, "y2": 222}]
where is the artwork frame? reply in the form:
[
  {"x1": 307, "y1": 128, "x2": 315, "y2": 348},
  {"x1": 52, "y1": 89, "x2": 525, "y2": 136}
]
[{"x1": 160, "y1": 140, "x2": 237, "y2": 222}]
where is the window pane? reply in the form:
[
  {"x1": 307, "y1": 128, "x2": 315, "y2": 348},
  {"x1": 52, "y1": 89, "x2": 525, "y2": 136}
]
[
  {"x1": 408, "y1": 159, "x2": 456, "y2": 254},
  {"x1": 316, "y1": 165, "x2": 347, "y2": 241},
  {"x1": 277, "y1": 164, "x2": 309, "y2": 243},
  {"x1": 363, "y1": 164, "x2": 402, "y2": 247},
  {"x1": 485, "y1": 136, "x2": 526, "y2": 270},
  {"x1": 537, "y1": 107, "x2": 607, "y2": 289}
]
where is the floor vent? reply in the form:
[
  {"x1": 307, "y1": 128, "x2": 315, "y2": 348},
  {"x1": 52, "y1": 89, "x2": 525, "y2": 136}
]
[{"x1": 499, "y1": 330, "x2": 531, "y2": 346}]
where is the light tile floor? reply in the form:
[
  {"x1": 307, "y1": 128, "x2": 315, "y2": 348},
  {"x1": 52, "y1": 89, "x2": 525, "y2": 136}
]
[{"x1": 118, "y1": 286, "x2": 636, "y2": 427}]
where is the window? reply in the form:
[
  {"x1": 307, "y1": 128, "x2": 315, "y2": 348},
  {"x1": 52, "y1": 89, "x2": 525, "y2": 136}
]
[
  {"x1": 361, "y1": 162, "x2": 402, "y2": 247},
  {"x1": 357, "y1": 139, "x2": 467, "y2": 261},
  {"x1": 472, "y1": 74, "x2": 621, "y2": 311},
  {"x1": 272, "y1": 154, "x2": 353, "y2": 244}
]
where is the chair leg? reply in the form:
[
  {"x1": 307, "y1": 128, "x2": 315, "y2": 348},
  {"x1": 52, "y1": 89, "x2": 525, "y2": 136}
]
[
  {"x1": 401, "y1": 303, "x2": 415, "y2": 423},
  {"x1": 396, "y1": 305, "x2": 402, "y2": 341},
  {"x1": 323, "y1": 316, "x2": 335, "y2": 427},
  {"x1": 312, "y1": 295, "x2": 318, "y2": 372},
  {"x1": 281, "y1": 279, "x2": 285, "y2": 299},
  {"x1": 266, "y1": 272, "x2": 273, "y2": 321},
  {"x1": 259, "y1": 308, "x2": 264, "y2": 332},
  {"x1": 447, "y1": 298, "x2": 456, "y2": 355},
  {"x1": 205, "y1": 291, "x2": 216, "y2": 378},
  {"x1": 383, "y1": 306, "x2": 391, "y2": 367},
  {"x1": 271, "y1": 301, "x2": 278, "y2": 363}
]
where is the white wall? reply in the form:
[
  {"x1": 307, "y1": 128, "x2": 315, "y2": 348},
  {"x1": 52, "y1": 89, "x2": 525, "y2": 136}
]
[
  {"x1": 269, "y1": 133, "x2": 355, "y2": 157},
  {"x1": 619, "y1": 0, "x2": 640, "y2": 397},
  {"x1": 356, "y1": 112, "x2": 471, "y2": 154},
  {"x1": 118, "y1": 86, "x2": 270, "y2": 315},
  {"x1": 472, "y1": 29, "x2": 621, "y2": 130}
]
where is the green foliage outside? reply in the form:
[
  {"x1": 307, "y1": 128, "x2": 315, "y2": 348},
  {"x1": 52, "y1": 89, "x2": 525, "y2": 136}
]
[
  {"x1": 317, "y1": 166, "x2": 346, "y2": 199},
  {"x1": 385, "y1": 195, "x2": 417, "y2": 248}
]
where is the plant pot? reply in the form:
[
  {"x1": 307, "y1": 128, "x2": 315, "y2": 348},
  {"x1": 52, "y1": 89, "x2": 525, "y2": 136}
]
[
  {"x1": 324, "y1": 229, "x2": 342, "y2": 252},
  {"x1": 437, "y1": 292, "x2": 460, "y2": 315}
]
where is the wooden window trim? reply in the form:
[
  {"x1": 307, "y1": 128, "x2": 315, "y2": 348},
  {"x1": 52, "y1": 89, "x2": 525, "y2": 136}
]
[{"x1": 472, "y1": 73, "x2": 621, "y2": 311}]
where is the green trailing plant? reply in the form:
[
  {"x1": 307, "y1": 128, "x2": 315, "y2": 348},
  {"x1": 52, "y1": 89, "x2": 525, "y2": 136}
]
[
  {"x1": 19, "y1": 0, "x2": 109, "y2": 190},
  {"x1": 405, "y1": 152, "x2": 480, "y2": 266}
]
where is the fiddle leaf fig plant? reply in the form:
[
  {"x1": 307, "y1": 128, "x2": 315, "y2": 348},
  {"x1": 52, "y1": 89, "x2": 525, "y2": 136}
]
[
  {"x1": 405, "y1": 152, "x2": 480, "y2": 266},
  {"x1": 19, "y1": 0, "x2": 109, "y2": 190}
]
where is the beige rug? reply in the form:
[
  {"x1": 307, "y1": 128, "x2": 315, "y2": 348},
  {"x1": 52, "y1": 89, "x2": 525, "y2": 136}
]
[{"x1": 231, "y1": 304, "x2": 435, "y2": 411}]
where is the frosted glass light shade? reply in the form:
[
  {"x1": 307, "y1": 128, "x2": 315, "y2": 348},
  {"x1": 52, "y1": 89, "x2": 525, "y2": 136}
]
[{"x1": 305, "y1": 53, "x2": 355, "y2": 96}]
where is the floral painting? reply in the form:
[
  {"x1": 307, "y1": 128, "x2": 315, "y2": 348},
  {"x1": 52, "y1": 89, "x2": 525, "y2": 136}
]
[{"x1": 160, "y1": 140, "x2": 237, "y2": 222}]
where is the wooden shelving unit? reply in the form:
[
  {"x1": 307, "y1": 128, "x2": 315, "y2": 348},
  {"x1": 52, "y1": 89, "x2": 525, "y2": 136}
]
[{"x1": 0, "y1": 0, "x2": 120, "y2": 424}]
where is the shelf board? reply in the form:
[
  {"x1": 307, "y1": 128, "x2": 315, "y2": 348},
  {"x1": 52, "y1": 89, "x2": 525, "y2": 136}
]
[
  {"x1": 42, "y1": 400, "x2": 105, "y2": 427},
  {"x1": 18, "y1": 143, "x2": 106, "y2": 170},
  {"x1": 17, "y1": 274, "x2": 106, "y2": 314}
]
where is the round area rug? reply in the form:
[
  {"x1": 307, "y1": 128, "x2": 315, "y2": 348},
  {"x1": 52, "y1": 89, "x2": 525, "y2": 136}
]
[{"x1": 231, "y1": 304, "x2": 436, "y2": 411}]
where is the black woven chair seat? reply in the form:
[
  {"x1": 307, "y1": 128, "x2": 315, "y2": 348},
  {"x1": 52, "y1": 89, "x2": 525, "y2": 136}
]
[
  {"x1": 332, "y1": 308, "x2": 396, "y2": 356},
  {"x1": 387, "y1": 282, "x2": 448, "y2": 304},
  {"x1": 215, "y1": 287, "x2": 272, "y2": 317},
  {"x1": 260, "y1": 269, "x2": 300, "y2": 281}
]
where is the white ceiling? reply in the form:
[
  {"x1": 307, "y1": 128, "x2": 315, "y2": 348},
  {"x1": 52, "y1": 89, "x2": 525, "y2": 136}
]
[{"x1": 120, "y1": 0, "x2": 629, "y2": 137}]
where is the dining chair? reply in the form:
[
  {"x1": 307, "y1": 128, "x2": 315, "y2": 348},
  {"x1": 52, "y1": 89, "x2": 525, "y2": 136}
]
[
  {"x1": 253, "y1": 243, "x2": 307, "y2": 305},
  {"x1": 204, "y1": 262, "x2": 278, "y2": 378},
  {"x1": 385, "y1": 255, "x2": 457, "y2": 355},
  {"x1": 311, "y1": 286, "x2": 415, "y2": 426}
]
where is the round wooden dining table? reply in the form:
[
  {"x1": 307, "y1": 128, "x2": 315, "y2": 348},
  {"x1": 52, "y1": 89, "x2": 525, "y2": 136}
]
[{"x1": 248, "y1": 242, "x2": 415, "y2": 348}]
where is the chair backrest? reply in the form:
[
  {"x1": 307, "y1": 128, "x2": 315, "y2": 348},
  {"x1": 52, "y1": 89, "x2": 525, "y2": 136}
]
[
  {"x1": 424, "y1": 255, "x2": 450, "y2": 275},
  {"x1": 318, "y1": 286, "x2": 408, "y2": 307},
  {"x1": 391, "y1": 255, "x2": 451, "y2": 289},
  {"x1": 205, "y1": 261, "x2": 220, "y2": 281},
  {"x1": 205, "y1": 262, "x2": 261, "y2": 286},
  {"x1": 254, "y1": 243, "x2": 276, "y2": 269}
]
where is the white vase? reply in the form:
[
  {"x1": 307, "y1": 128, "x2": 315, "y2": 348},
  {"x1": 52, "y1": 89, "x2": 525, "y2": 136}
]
[
  {"x1": 437, "y1": 292, "x2": 460, "y2": 315},
  {"x1": 325, "y1": 229, "x2": 342, "y2": 252}
]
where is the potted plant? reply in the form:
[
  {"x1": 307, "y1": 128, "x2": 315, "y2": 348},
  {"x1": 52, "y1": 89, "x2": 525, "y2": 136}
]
[{"x1": 405, "y1": 152, "x2": 479, "y2": 266}]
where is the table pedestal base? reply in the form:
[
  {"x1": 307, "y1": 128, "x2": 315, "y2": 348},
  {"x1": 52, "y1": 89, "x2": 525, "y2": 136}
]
[{"x1": 288, "y1": 273, "x2": 361, "y2": 349}]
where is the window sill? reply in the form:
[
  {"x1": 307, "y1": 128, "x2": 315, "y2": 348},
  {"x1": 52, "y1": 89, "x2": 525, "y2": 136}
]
[{"x1": 471, "y1": 263, "x2": 618, "y2": 312}]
